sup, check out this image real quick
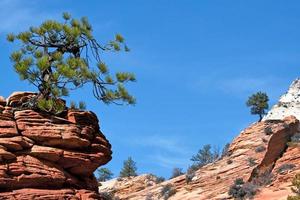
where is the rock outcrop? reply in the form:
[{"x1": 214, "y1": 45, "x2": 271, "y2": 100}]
[
  {"x1": 0, "y1": 92, "x2": 112, "y2": 200},
  {"x1": 263, "y1": 78, "x2": 300, "y2": 120},
  {"x1": 99, "y1": 79, "x2": 300, "y2": 200}
]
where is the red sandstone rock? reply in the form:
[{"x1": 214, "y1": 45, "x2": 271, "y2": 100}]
[
  {"x1": 6, "y1": 91, "x2": 37, "y2": 107},
  {"x1": 0, "y1": 92, "x2": 112, "y2": 199}
]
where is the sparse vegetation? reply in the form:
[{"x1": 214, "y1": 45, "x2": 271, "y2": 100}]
[
  {"x1": 97, "y1": 167, "x2": 113, "y2": 182},
  {"x1": 246, "y1": 92, "x2": 269, "y2": 122},
  {"x1": 191, "y1": 144, "x2": 219, "y2": 169},
  {"x1": 251, "y1": 169, "x2": 273, "y2": 186},
  {"x1": 119, "y1": 157, "x2": 138, "y2": 178},
  {"x1": 155, "y1": 176, "x2": 166, "y2": 184},
  {"x1": 288, "y1": 133, "x2": 300, "y2": 147},
  {"x1": 221, "y1": 143, "x2": 231, "y2": 157},
  {"x1": 170, "y1": 167, "x2": 184, "y2": 179},
  {"x1": 228, "y1": 178, "x2": 258, "y2": 200},
  {"x1": 185, "y1": 166, "x2": 196, "y2": 184},
  {"x1": 99, "y1": 192, "x2": 120, "y2": 200},
  {"x1": 277, "y1": 163, "x2": 296, "y2": 174},
  {"x1": 160, "y1": 184, "x2": 177, "y2": 200},
  {"x1": 145, "y1": 194, "x2": 153, "y2": 200},
  {"x1": 255, "y1": 145, "x2": 266, "y2": 153},
  {"x1": 247, "y1": 157, "x2": 257, "y2": 167},
  {"x1": 227, "y1": 159, "x2": 233, "y2": 164},
  {"x1": 287, "y1": 173, "x2": 300, "y2": 200},
  {"x1": 264, "y1": 126, "x2": 273, "y2": 135}
]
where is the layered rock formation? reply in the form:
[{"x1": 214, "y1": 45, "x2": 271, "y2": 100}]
[
  {"x1": 99, "y1": 79, "x2": 300, "y2": 200},
  {"x1": 0, "y1": 92, "x2": 112, "y2": 200}
]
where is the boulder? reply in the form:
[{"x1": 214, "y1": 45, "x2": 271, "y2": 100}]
[{"x1": 0, "y1": 92, "x2": 112, "y2": 199}]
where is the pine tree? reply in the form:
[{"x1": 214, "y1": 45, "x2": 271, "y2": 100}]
[
  {"x1": 191, "y1": 144, "x2": 217, "y2": 168},
  {"x1": 119, "y1": 157, "x2": 137, "y2": 177},
  {"x1": 246, "y1": 92, "x2": 269, "y2": 122},
  {"x1": 97, "y1": 167, "x2": 113, "y2": 182},
  {"x1": 7, "y1": 12, "x2": 135, "y2": 114}
]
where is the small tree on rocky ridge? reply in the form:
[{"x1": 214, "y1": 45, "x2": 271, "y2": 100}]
[
  {"x1": 246, "y1": 92, "x2": 269, "y2": 122},
  {"x1": 119, "y1": 157, "x2": 137, "y2": 178},
  {"x1": 191, "y1": 144, "x2": 219, "y2": 168},
  {"x1": 7, "y1": 12, "x2": 135, "y2": 114}
]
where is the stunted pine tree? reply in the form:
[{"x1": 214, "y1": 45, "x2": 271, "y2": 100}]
[
  {"x1": 7, "y1": 12, "x2": 135, "y2": 114},
  {"x1": 246, "y1": 92, "x2": 269, "y2": 122},
  {"x1": 191, "y1": 144, "x2": 219, "y2": 168},
  {"x1": 119, "y1": 157, "x2": 137, "y2": 178}
]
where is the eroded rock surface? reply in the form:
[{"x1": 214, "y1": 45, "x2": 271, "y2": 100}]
[
  {"x1": 99, "y1": 116, "x2": 300, "y2": 200},
  {"x1": 0, "y1": 92, "x2": 112, "y2": 200}
]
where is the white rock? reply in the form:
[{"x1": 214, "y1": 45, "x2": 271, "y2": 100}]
[{"x1": 263, "y1": 78, "x2": 300, "y2": 121}]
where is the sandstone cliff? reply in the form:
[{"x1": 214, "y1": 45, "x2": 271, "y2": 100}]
[
  {"x1": 99, "y1": 79, "x2": 300, "y2": 200},
  {"x1": 0, "y1": 92, "x2": 112, "y2": 200}
]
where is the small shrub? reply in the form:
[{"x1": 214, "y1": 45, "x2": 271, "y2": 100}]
[
  {"x1": 289, "y1": 133, "x2": 300, "y2": 147},
  {"x1": 117, "y1": 177, "x2": 123, "y2": 181},
  {"x1": 247, "y1": 157, "x2": 257, "y2": 167},
  {"x1": 216, "y1": 176, "x2": 221, "y2": 180},
  {"x1": 160, "y1": 184, "x2": 177, "y2": 200},
  {"x1": 227, "y1": 159, "x2": 233, "y2": 164},
  {"x1": 145, "y1": 194, "x2": 153, "y2": 200},
  {"x1": 228, "y1": 178, "x2": 258, "y2": 199},
  {"x1": 221, "y1": 143, "x2": 231, "y2": 158},
  {"x1": 264, "y1": 127, "x2": 273, "y2": 135},
  {"x1": 185, "y1": 167, "x2": 196, "y2": 184},
  {"x1": 291, "y1": 133, "x2": 300, "y2": 143},
  {"x1": 170, "y1": 167, "x2": 184, "y2": 179},
  {"x1": 277, "y1": 163, "x2": 296, "y2": 174},
  {"x1": 99, "y1": 192, "x2": 118, "y2": 200},
  {"x1": 155, "y1": 176, "x2": 166, "y2": 184},
  {"x1": 255, "y1": 145, "x2": 266, "y2": 153},
  {"x1": 251, "y1": 170, "x2": 273, "y2": 186},
  {"x1": 78, "y1": 101, "x2": 86, "y2": 110},
  {"x1": 262, "y1": 138, "x2": 268, "y2": 143},
  {"x1": 287, "y1": 173, "x2": 300, "y2": 200}
]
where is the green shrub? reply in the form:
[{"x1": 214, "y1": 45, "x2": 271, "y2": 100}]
[
  {"x1": 228, "y1": 178, "x2": 258, "y2": 200},
  {"x1": 277, "y1": 164, "x2": 296, "y2": 174},
  {"x1": 255, "y1": 145, "x2": 266, "y2": 153},
  {"x1": 264, "y1": 126, "x2": 273, "y2": 135},
  {"x1": 160, "y1": 184, "x2": 177, "y2": 200}
]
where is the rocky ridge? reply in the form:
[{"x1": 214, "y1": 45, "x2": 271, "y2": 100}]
[
  {"x1": 0, "y1": 92, "x2": 112, "y2": 200},
  {"x1": 99, "y1": 79, "x2": 300, "y2": 200}
]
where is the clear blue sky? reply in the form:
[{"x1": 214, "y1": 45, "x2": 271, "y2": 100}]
[{"x1": 1, "y1": 0, "x2": 300, "y2": 178}]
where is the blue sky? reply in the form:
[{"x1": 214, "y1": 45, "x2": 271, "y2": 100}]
[{"x1": 1, "y1": 0, "x2": 300, "y2": 178}]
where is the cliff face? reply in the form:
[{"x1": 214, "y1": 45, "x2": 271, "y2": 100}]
[
  {"x1": 99, "y1": 79, "x2": 300, "y2": 200},
  {"x1": 0, "y1": 92, "x2": 112, "y2": 200}
]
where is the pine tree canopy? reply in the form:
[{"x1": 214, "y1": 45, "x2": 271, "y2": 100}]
[
  {"x1": 119, "y1": 157, "x2": 137, "y2": 178},
  {"x1": 191, "y1": 144, "x2": 214, "y2": 167},
  {"x1": 7, "y1": 12, "x2": 136, "y2": 114},
  {"x1": 97, "y1": 167, "x2": 113, "y2": 182},
  {"x1": 246, "y1": 91, "x2": 269, "y2": 121}
]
